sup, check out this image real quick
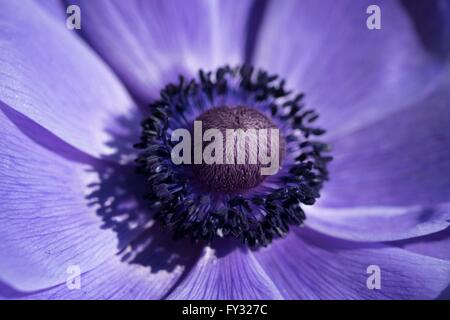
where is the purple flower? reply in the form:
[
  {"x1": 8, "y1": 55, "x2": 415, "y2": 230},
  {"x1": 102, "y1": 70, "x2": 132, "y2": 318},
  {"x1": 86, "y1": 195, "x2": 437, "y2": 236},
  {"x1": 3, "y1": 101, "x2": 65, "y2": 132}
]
[{"x1": 1, "y1": 0, "x2": 450, "y2": 300}]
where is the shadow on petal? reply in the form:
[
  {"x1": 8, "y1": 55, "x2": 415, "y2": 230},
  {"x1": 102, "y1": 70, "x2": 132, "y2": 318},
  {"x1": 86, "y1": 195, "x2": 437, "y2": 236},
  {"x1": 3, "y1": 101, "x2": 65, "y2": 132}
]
[
  {"x1": 401, "y1": 0, "x2": 450, "y2": 60},
  {"x1": 85, "y1": 109, "x2": 206, "y2": 274},
  {"x1": 1, "y1": 101, "x2": 205, "y2": 279}
]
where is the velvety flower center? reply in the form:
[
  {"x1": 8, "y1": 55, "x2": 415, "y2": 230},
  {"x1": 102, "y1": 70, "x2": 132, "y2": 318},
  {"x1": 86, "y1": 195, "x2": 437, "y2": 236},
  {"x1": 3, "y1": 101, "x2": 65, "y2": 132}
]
[
  {"x1": 191, "y1": 106, "x2": 286, "y2": 193},
  {"x1": 136, "y1": 65, "x2": 331, "y2": 247}
]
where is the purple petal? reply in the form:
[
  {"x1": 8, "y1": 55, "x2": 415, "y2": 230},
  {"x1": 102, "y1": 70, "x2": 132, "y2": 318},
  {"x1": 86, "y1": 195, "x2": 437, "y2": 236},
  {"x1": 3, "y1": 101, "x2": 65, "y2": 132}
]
[
  {"x1": 253, "y1": 0, "x2": 449, "y2": 137},
  {"x1": 0, "y1": 0, "x2": 136, "y2": 159},
  {"x1": 320, "y1": 75, "x2": 450, "y2": 207},
  {"x1": 167, "y1": 242, "x2": 283, "y2": 300},
  {"x1": 71, "y1": 0, "x2": 253, "y2": 103},
  {"x1": 306, "y1": 204, "x2": 450, "y2": 242},
  {"x1": 35, "y1": 0, "x2": 65, "y2": 20},
  {"x1": 401, "y1": 0, "x2": 450, "y2": 59},
  {"x1": 254, "y1": 228, "x2": 450, "y2": 299},
  {"x1": 0, "y1": 106, "x2": 119, "y2": 291},
  {"x1": 394, "y1": 228, "x2": 450, "y2": 261},
  {"x1": 1, "y1": 255, "x2": 182, "y2": 300}
]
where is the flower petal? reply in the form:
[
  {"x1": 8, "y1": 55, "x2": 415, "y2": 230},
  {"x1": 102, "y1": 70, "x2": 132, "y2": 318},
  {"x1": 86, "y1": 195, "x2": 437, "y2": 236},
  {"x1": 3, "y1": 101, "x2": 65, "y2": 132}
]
[
  {"x1": 320, "y1": 73, "x2": 450, "y2": 207},
  {"x1": 254, "y1": 228, "x2": 450, "y2": 299},
  {"x1": 0, "y1": 255, "x2": 184, "y2": 300},
  {"x1": 35, "y1": 0, "x2": 65, "y2": 20},
  {"x1": 71, "y1": 0, "x2": 253, "y2": 103},
  {"x1": 167, "y1": 242, "x2": 283, "y2": 300},
  {"x1": 0, "y1": 104, "x2": 119, "y2": 291},
  {"x1": 305, "y1": 204, "x2": 450, "y2": 242},
  {"x1": 0, "y1": 0, "x2": 136, "y2": 158},
  {"x1": 401, "y1": 0, "x2": 450, "y2": 59},
  {"x1": 394, "y1": 228, "x2": 450, "y2": 261},
  {"x1": 253, "y1": 0, "x2": 449, "y2": 137}
]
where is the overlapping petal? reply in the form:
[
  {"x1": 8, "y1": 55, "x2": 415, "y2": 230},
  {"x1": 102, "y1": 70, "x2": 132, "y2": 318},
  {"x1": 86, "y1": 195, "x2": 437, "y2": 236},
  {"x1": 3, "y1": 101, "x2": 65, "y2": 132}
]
[
  {"x1": 71, "y1": 0, "x2": 254, "y2": 103},
  {"x1": 0, "y1": 0, "x2": 136, "y2": 158},
  {"x1": 394, "y1": 228, "x2": 450, "y2": 261},
  {"x1": 1, "y1": 255, "x2": 183, "y2": 300},
  {"x1": 168, "y1": 242, "x2": 283, "y2": 300},
  {"x1": 320, "y1": 73, "x2": 450, "y2": 208},
  {"x1": 254, "y1": 228, "x2": 450, "y2": 299},
  {"x1": 254, "y1": 0, "x2": 450, "y2": 138},
  {"x1": 0, "y1": 104, "x2": 119, "y2": 291},
  {"x1": 306, "y1": 204, "x2": 450, "y2": 242}
]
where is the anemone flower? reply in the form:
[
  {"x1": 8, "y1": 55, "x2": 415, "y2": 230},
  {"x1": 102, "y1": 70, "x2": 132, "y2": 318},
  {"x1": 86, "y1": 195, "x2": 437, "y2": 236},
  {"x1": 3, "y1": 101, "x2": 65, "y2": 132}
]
[{"x1": 1, "y1": 0, "x2": 450, "y2": 300}]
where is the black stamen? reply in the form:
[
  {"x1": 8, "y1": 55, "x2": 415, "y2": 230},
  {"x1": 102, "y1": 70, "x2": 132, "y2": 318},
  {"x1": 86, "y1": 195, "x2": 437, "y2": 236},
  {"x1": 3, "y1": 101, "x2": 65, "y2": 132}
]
[{"x1": 135, "y1": 65, "x2": 332, "y2": 247}]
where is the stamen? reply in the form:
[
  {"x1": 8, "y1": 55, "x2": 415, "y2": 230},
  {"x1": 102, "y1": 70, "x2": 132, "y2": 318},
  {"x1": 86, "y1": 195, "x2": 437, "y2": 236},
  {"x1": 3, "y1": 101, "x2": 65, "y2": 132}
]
[{"x1": 135, "y1": 65, "x2": 332, "y2": 247}]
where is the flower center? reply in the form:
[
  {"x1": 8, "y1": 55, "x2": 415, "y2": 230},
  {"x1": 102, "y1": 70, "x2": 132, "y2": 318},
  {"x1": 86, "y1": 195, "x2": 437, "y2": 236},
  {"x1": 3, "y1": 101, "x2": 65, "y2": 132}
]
[
  {"x1": 135, "y1": 65, "x2": 332, "y2": 247},
  {"x1": 190, "y1": 106, "x2": 285, "y2": 193}
]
